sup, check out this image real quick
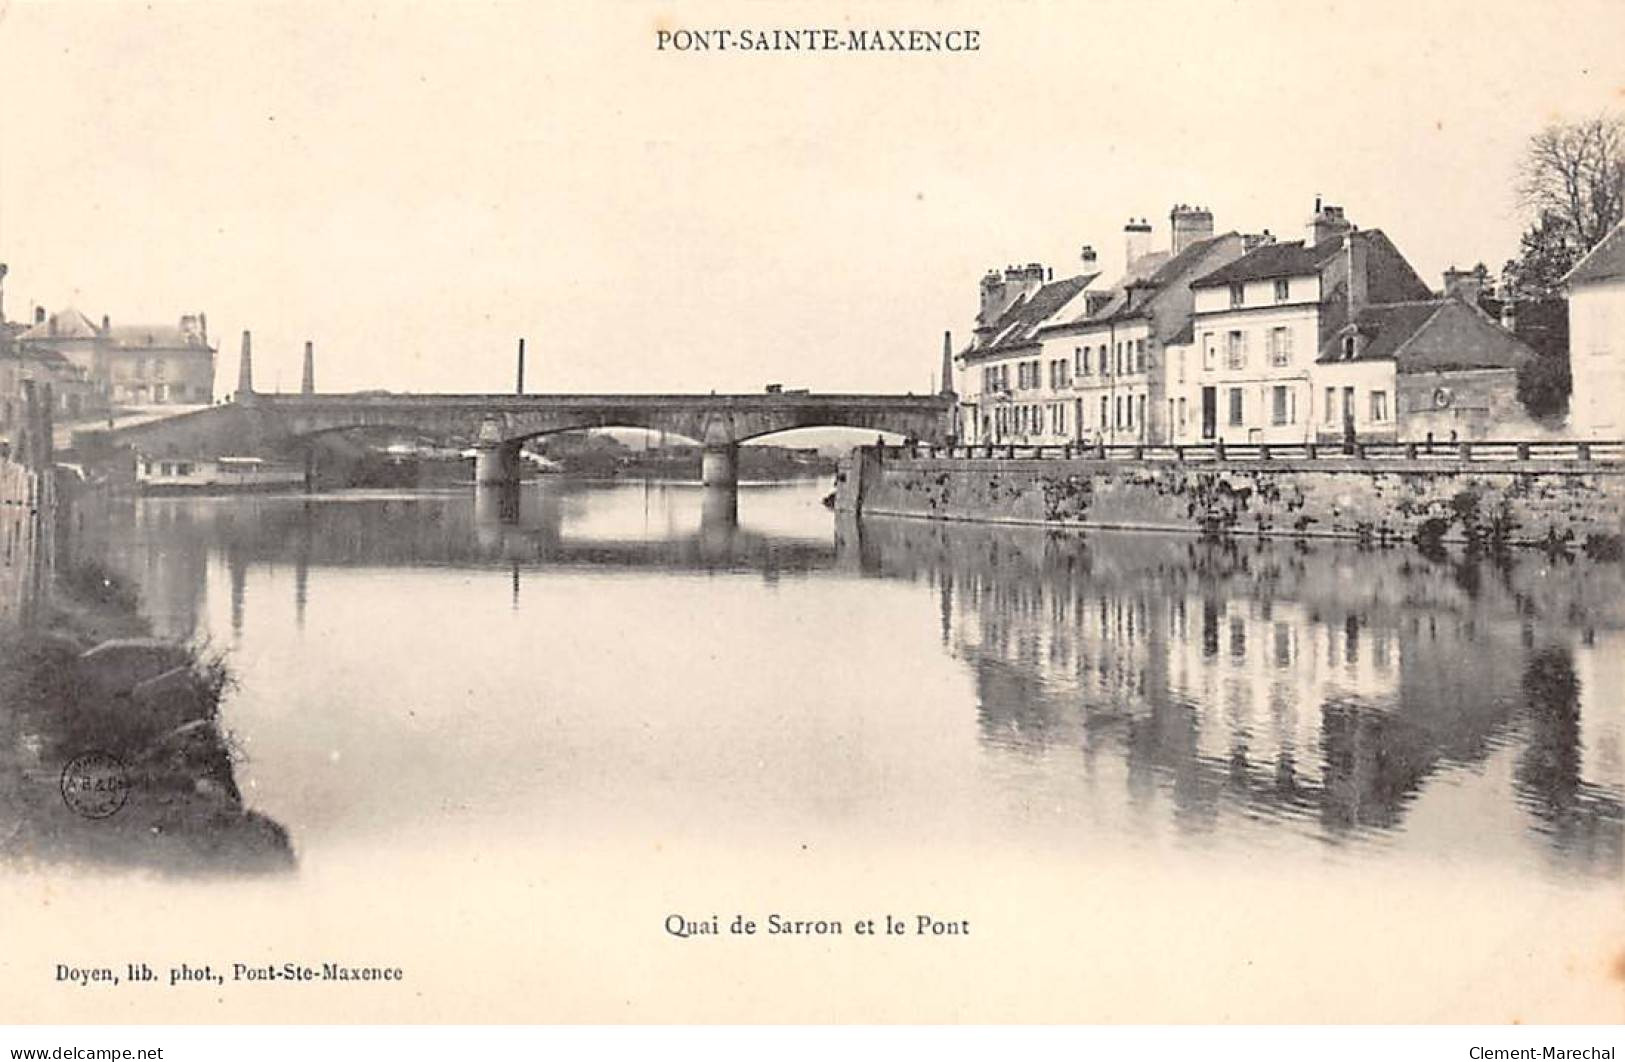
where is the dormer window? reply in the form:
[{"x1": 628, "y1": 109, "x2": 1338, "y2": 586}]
[
  {"x1": 1274, "y1": 279, "x2": 1290, "y2": 303},
  {"x1": 1342, "y1": 335, "x2": 1357, "y2": 360},
  {"x1": 1229, "y1": 283, "x2": 1245, "y2": 308}
]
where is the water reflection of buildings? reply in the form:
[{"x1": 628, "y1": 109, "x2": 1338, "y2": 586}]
[
  {"x1": 842, "y1": 517, "x2": 1624, "y2": 874},
  {"x1": 94, "y1": 482, "x2": 835, "y2": 643}
]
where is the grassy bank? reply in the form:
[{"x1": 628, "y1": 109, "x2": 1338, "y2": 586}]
[{"x1": 0, "y1": 560, "x2": 294, "y2": 875}]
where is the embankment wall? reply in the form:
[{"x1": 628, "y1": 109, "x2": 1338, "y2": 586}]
[{"x1": 835, "y1": 448, "x2": 1625, "y2": 547}]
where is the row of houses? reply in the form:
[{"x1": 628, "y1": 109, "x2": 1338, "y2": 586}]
[
  {"x1": 951, "y1": 200, "x2": 1550, "y2": 447},
  {"x1": 0, "y1": 265, "x2": 216, "y2": 434}
]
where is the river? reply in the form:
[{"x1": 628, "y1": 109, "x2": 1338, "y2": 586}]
[{"x1": 13, "y1": 476, "x2": 1625, "y2": 1022}]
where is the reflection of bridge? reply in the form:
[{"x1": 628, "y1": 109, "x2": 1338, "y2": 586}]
[{"x1": 81, "y1": 336, "x2": 955, "y2": 490}]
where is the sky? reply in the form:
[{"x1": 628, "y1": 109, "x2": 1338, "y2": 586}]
[{"x1": 0, "y1": 0, "x2": 1621, "y2": 399}]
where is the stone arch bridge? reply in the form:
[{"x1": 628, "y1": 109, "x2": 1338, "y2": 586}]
[{"x1": 82, "y1": 392, "x2": 955, "y2": 488}]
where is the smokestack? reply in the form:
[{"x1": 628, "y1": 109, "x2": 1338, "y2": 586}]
[
  {"x1": 237, "y1": 330, "x2": 254, "y2": 399},
  {"x1": 301, "y1": 340, "x2": 315, "y2": 395},
  {"x1": 516, "y1": 338, "x2": 526, "y2": 394},
  {"x1": 1124, "y1": 218, "x2": 1152, "y2": 269},
  {"x1": 939, "y1": 331, "x2": 955, "y2": 397}
]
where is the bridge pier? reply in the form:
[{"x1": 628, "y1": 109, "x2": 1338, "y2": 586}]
[
  {"x1": 701, "y1": 442, "x2": 739, "y2": 488},
  {"x1": 474, "y1": 439, "x2": 522, "y2": 487}
]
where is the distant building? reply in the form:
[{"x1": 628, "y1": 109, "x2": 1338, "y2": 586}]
[
  {"x1": 1563, "y1": 218, "x2": 1625, "y2": 438},
  {"x1": 0, "y1": 275, "x2": 104, "y2": 431},
  {"x1": 16, "y1": 305, "x2": 216, "y2": 410}
]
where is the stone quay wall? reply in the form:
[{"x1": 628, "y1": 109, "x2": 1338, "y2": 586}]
[{"x1": 835, "y1": 445, "x2": 1625, "y2": 548}]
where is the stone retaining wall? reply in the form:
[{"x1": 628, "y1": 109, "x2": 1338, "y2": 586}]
[{"x1": 835, "y1": 448, "x2": 1625, "y2": 548}]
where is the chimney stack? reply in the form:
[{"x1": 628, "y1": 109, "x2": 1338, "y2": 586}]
[
  {"x1": 1169, "y1": 204, "x2": 1215, "y2": 255},
  {"x1": 102, "y1": 314, "x2": 111, "y2": 334},
  {"x1": 940, "y1": 331, "x2": 955, "y2": 397},
  {"x1": 0, "y1": 263, "x2": 7, "y2": 324},
  {"x1": 516, "y1": 338, "x2": 526, "y2": 395},
  {"x1": 33, "y1": 306, "x2": 45, "y2": 326},
  {"x1": 198, "y1": 312, "x2": 208, "y2": 344},
  {"x1": 1306, "y1": 199, "x2": 1353, "y2": 248},
  {"x1": 1124, "y1": 218, "x2": 1152, "y2": 269},
  {"x1": 1080, "y1": 244, "x2": 1098, "y2": 271},
  {"x1": 237, "y1": 330, "x2": 254, "y2": 399},
  {"x1": 1442, "y1": 267, "x2": 1484, "y2": 306},
  {"x1": 301, "y1": 340, "x2": 315, "y2": 395}
]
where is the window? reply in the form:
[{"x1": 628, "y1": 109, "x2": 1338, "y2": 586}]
[
  {"x1": 1271, "y1": 385, "x2": 1291, "y2": 425},
  {"x1": 1100, "y1": 396, "x2": 1108, "y2": 428},
  {"x1": 1273, "y1": 278, "x2": 1290, "y2": 303},
  {"x1": 1134, "y1": 339, "x2": 1146, "y2": 373},
  {"x1": 1126, "y1": 395, "x2": 1135, "y2": 428},
  {"x1": 153, "y1": 359, "x2": 166, "y2": 379},
  {"x1": 1268, "y1": 327, "x2": 1292, "y2": 367},
  {"x1": 1324, "y1": 387, "x2": 1336, "y2": 425},
  {"x1": 1082, "y1": 346, "x2": 1092, "y2": 375},
  {"x1": 1370, "y1": 390, "x2": 1388, "y2": 422},
  {"x1": 1115, "y1": 396, "x2": 1124, "y2": 429},
  {"x1": 1226, "y1": 330, "x2": 1246, "y2": 370},
  {"x1": 1202, "y1": 332, "x2": 1217, "y2": 371},
  {"x1": 1228, "y1": 387, "x2": 1244, "y2": 426},
  {"x1": 1074, "y1": 347, "x2": 1085, "y2": 375},
  {"x1": 1229, "y1": 283, "x2": 1245, "y2": 308},
  {"x1": 1137, "y1": 394, "x2": 1146, "y2": 432},
  {"x1": 1342, "y1": 335, "x2": 1357, "y2": 359},
  {"x1": 1178, "y1": 397, "x2": 1188, "y2": 430}
]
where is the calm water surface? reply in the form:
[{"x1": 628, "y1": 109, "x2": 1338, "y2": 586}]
[{"x1": 91, "y1": 478, "x2": 1624, "y2": 883}]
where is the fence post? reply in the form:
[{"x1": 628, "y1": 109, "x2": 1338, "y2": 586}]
[
  {"x1": 1579, "y1": 442, "x2": 1593, "y2": 462},
  {"x1": 1404, "y1": 442, "x2": 1417, "y2": 460},
  {"x1": 1133, "y1": 445, "x2": 1145, "y2": 460},
  {"x1": 1306, "y1": 442, "x2": 1318, "y2": 460},
  {"x1": 1259, "y1": 443, "x2": 1272, "y2": 461},
  {"x1": 1460, "y1": 442, "x2": 1473, "y2": 461},
  {"x1": 1174, "y1": 445, "x2": 1185, "y2": 462},
  {"x1": 1214, "y1": 438, "x2": 1227, "y2": 462},
  {"x1": 1516, "y1": 442, "x2": 1530, "y2": 461}
]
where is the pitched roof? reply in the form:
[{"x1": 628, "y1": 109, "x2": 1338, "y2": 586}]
[
  {"x1": 17, "y1": 307, "x2": 99, "y2": 341},
  {"x1": 1318, "y1": 298, "x2": 1536, "y2": 372},
  {"x1": 105, "y1": 322, "x2": 211, "y2": 351},
  {"x1": 1192, "y1": 238, "x2": 1344, "y2": 287},
  {"x1": 1565, "y1": 218, "x2": 1625, "y2": 286},
  {"x1": 973, "y1": 273, "x2": 1095, "y2": 355}
]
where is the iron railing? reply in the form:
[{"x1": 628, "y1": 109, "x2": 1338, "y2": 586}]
[{"x1": 878, "y1": 439, "x2": 1625, "y2": 465}]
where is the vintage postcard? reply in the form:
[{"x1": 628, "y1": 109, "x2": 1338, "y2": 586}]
[{"x1": 1, "y1": 0, "x2": 1623, "y2": 1030}]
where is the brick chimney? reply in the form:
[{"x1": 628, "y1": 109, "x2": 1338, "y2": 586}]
[
  {"x1": 1170, "y1": 204, "x2": 1214, "y2": 255},
  {"x1": 1080, "y1": 245, "x2": 1098, "y2": 272},
  {"x1": 237, "y1": 330, "x2": 254, "y2": 399},
  {"x1": 1306, "y1": 196, "x2": 1353, "y2": 248},
  {"x1": 1124, "y1": 218, "x2": 1152, "y2": 268},
  {"x1": 301, "y1": 340, "x2": 315, "y2": 395},
  {"x1": 1443, "y1": 265, "x2": 1487, "y2": 306},
  {"x1": 939, "y1": 331, "x2": 955, "y2": 397}
]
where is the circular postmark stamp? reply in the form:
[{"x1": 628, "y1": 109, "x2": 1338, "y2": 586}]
[{"x1": 60, "y1": 751, "x2": 131, "y2": 820}]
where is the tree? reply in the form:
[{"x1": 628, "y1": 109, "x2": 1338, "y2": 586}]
[
  {"x1": 1501, "y1": 113, "x2": 1624, "y2": 419},
  {"x1": 1518, "y1": 112, "x2": 1625, "y2": 251},
  {"x1": 1500, "y1": 210, "x2": 1581, "y2": 299}
]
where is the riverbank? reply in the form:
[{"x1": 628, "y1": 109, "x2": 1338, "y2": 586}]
[
  {"x1": 0, "y1": 559, "x2": 294, "y2": 875},
  {"x1": 835, "y1": 445, "x2": 1625, "y2": 552}
]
